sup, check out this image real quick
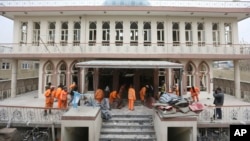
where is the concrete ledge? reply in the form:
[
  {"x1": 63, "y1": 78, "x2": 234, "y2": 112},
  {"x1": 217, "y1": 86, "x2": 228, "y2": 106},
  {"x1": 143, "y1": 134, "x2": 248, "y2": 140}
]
[
  {"x1": 61, "y1": 106, "x2": 100, "y2": 120},
  {"x1": 61, "y1": 106, "x2": 102, "y2": 141}
]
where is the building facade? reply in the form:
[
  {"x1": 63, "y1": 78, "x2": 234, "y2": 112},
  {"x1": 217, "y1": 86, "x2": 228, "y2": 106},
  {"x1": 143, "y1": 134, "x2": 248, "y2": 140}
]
[{"x1": 0, "y1": 0, "x2": 250, "y2": 98}]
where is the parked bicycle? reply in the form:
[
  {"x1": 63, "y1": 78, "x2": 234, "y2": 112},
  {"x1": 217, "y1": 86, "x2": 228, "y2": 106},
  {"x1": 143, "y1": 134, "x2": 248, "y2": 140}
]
[{"x1": 22, "y1": 127, "x2": 51, "y2": 141}]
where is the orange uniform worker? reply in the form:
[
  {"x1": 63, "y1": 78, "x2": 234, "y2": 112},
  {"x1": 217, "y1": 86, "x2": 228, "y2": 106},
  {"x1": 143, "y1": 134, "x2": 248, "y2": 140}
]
[
  {"x1": 109, "y1": 90, "x2": 120, "y2": 104},
  {"x1": 95, "y1": 89, "x2": 104, "y2": 103},
  {"x1": 55, "y1": 85, "x2": 63, "y2": 108},
  {"x1": 139, "y1": 85, "x2": 147, "y2": 104},
  {"x1": 190, "y1": 86, "x2": 200, "y2": 102},
  {"x1": 44, "y1": 86, "x2": 55, "y2": 116},
  {"x1": 128, "y1": 85, "x2": 136, "y2": 111},
  {"x1": 60, "y1": 87, "x2": 68, "y2": 109}
]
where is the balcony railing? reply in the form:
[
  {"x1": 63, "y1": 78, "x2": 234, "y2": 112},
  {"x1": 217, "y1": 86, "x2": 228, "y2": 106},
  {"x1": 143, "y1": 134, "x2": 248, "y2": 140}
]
[
  {"x1": 198, "y1": 105, "x2": 250, "y2": 124},
  {"x1": 0, "y1": 0, "x2": 250, "y2": 8},
  {"x1": 0, "y1": 42, "x2": 249, "y2": 55},
  {"x1": 0, "y1": 105, "x2": 250, "y2": 126},
  {"x1": 0, "y1": 105, "x2": 66, "y2": 126}
]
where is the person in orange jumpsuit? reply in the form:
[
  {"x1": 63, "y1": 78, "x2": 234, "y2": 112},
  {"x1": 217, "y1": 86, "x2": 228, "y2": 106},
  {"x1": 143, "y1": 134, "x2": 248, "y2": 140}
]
[
  {"x1": 139, "y1": 85, "x2": 148, "y2": 105},
  {"x1": 55, "y1": 84, "x2": 63, "y2": 108},
  {"x1": 60, "y1": 87, "x2": 68, "y2": 109},
  {"x1": 44, "y1": 86, "x2": 55, "y2": 116},
  {"x1": 190, "y1": 85, "x2": 200, "y2": 102},
  {"x1": 128, "y1": 85, "x2": 136, "y2": 111},
  {"x1": 109, "y1": 90, "x2": 120, "y2": 104},
  {"x1": 95, "y1": 88, "x2": 104, "y2": 104}
]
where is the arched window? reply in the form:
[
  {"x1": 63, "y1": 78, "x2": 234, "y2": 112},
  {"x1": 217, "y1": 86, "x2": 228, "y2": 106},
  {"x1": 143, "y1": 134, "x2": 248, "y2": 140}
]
[
  {"x1": 115, "y1": 21, "x2": 123, "y2": 46},
  {"x1": 61, "y1": 22, "x2": 68, "y2": 46},
  {"x1": 58, "y1": 62, "x2": 67, "y2": 86},
  {"x1": 185, "y1": 22, "x2": 193, "y2": 46},
  {"x1": 172, "y1": 22, "x2": 180, "y2": 46},
  {"x1": 48, "y1": 22, "x2": 55, "y2": 45},
  {"x1": 32, "y1": 22, "x2": 40, "y2": 46},
  {"x1": 89, "y1": 21, "x2": 96, "y2": 46},
  {"x1": 197, "y1": 22, "x2": 205, "y2": 46},
  {"x1": 224, "y1": 23, "x2": 232, "y2": 45},
  {"x1": 20, "y1": 22, "x2": 28, "y2": 45},
  {"x1": 102, "y1": 21, "x2": 110, "y2": 46},
  {"x1": 73, "y1": 22, "x2": 81, "y2": 46},
  {"x1": 212, "y1": 23, "x2": 220, "y2": 46},
  {"x1": 71, "y1": 63, "x2": 79, "y2": 85},
  {"x1": 45, "y1": 62, "x2": 53, "y2": 87},
  {"x1": 199, "y1": 63, "x2": 208, "y2": 91},
  {"x1": 143, "y1": 22, "x2": 151, "y2": 46},
  {"x1": 157, "y1": 22, "x2": 164, "y2": 46},
  {"x1": 186, "y1": 63, "x2": 195, "y2": 88},
  {"x1": 130, "y1": 21, "x2": 138, "y2": 46}
]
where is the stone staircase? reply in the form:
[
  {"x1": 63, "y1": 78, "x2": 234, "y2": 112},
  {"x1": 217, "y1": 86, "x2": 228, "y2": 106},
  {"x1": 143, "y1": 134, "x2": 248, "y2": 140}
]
[{"x1": 99, "y1": 114, "x2": 157, "y2": 141}]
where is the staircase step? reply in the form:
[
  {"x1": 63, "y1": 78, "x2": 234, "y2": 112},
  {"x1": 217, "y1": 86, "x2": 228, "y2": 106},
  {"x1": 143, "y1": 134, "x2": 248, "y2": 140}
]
[
  {"x1": 99, "y1": 114, "x2": 157, "y2": 141},
  {"x1": 101, "y1": 128, "x2": 155, "y2": 134},
  {"x1": 102, "y1": 122, "x2": 153, "y2": 127},
  {"x1": 99, "y1": 134, "x2": 157, "y2": 141},
  {"x1": 112, "y1": 114, "x2": 152, "y2": 118}
]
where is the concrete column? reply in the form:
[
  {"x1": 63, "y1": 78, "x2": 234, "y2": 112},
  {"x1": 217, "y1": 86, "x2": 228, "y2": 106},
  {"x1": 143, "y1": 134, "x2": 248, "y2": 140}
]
[
  {"x1": 138, "y1": 21, "x2": 143, "y2": 46},
  {"x1": 27, "y1": 20, "x2": 33, "y2": 44},
  {"x1": 38, "y1": 60, "x2": 44, "y2": 98},
  {"x1": 205, "y1": 21, "x2": 213, "y2": 46},
  {"x1": 40, "y1": 20, "x2": 47, "y2": 43},
  {"x1": 166, "y1": 19, "x2": 172, "y2": 45},
  {"x1": 13, "y1": 19, "x2": 19, "y2": 45},
  {"x1": 193, "y1": 22, "x2": 198, "y2": 47},
  {"x1": 179, "y1": 21, "x2": 185, "y2": 46},
  {"x1": 68, "y1": 21, "x2": 74, "y2": 46},
  {"x1": 66, "y1": 64, "x2": 71, "y2": 90},
  {"x1": 11, "y1": 59, "x2": 18, "y2": 98},
  {"x1": 55, "y1": 20, "x2": 61, "y2": 45},
  {"x1": 80, "y1": 16, "x2": 86, "y2": 45},
  {"x1": 79, "y1": 68, "x2": 85, "y2": 93},
  {"x1": 234, "y1": 60, "x2": 241, "y2": 98},
  {"x1": 168, "y1": 68, "x2": 172, "y2": 91},
  {"x1": 134, "y1": 69, "x2": 140, "y2": 96},
  {"x1": 154, "y1": 69, "x2": 159, "y2": 98},
  {"x1": 96, "y1": 20, "x2": 102, "y2": 46},
  {"x1": 113, "y1": 70, "x2": 119, "y2": 91},
  {"x1": 110, "y1": 20, "x2": 115, "y2": 46},
  {"x1": 151, "y1": 21, "x2": 157, "y2": 45},
  {"x1": 93, "y1": 68, "x2": 99, "y2": 90},
  {"x1": 219, "y1": 21, "x2": 225, "y2": 45},
  {"x1": 123, "y1": 21, "x2": 130, "y2": 45}
]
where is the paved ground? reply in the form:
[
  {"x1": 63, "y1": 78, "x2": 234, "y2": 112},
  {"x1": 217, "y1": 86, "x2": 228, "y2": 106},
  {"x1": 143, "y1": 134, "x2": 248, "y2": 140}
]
[{"x1": 0, "y1": 90, "x2": 249, "y2": 108}]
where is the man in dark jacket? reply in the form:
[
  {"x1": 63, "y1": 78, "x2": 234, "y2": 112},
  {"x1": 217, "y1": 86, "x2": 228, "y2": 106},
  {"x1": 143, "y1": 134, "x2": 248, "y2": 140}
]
[{"x1": 213, "y1": 87, "x2": 224, "y2": 119}]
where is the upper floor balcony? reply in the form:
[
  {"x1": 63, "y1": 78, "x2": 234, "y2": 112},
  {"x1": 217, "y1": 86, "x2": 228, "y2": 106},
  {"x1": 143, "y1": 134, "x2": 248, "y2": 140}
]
[{"x1": 1, "y1": 42, "x2": 250, "y2": 60}]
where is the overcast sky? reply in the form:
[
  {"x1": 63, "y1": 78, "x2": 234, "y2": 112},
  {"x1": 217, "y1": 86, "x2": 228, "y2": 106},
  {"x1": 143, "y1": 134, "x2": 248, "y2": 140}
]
[{"x1": 0, "y1": 16, "x2": 250, "y2": 44}]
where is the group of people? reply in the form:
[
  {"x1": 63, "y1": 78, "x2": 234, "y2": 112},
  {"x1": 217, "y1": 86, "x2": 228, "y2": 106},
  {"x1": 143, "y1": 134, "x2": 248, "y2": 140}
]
[
  {"x1": 45, "y1": 81, "x2": 224, "y2": 119},
  {"x1": 95, "y1": 84, "x2": 137, "y2": 111},
  {"x1": 44, "y1": 82, "x2": 77, "y2": 116}
]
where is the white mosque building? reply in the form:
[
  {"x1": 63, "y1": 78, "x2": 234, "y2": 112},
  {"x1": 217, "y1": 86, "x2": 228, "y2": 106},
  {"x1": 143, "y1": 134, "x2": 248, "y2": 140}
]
[{"x1": 0, "y1": 0, "x2": 250, "y2": 140}]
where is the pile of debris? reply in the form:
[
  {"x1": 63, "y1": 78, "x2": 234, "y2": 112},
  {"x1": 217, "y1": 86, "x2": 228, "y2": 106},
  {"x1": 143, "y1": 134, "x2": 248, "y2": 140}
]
[{"x1": 153, "y1": 93, "x2": 206, "y2": 118}]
